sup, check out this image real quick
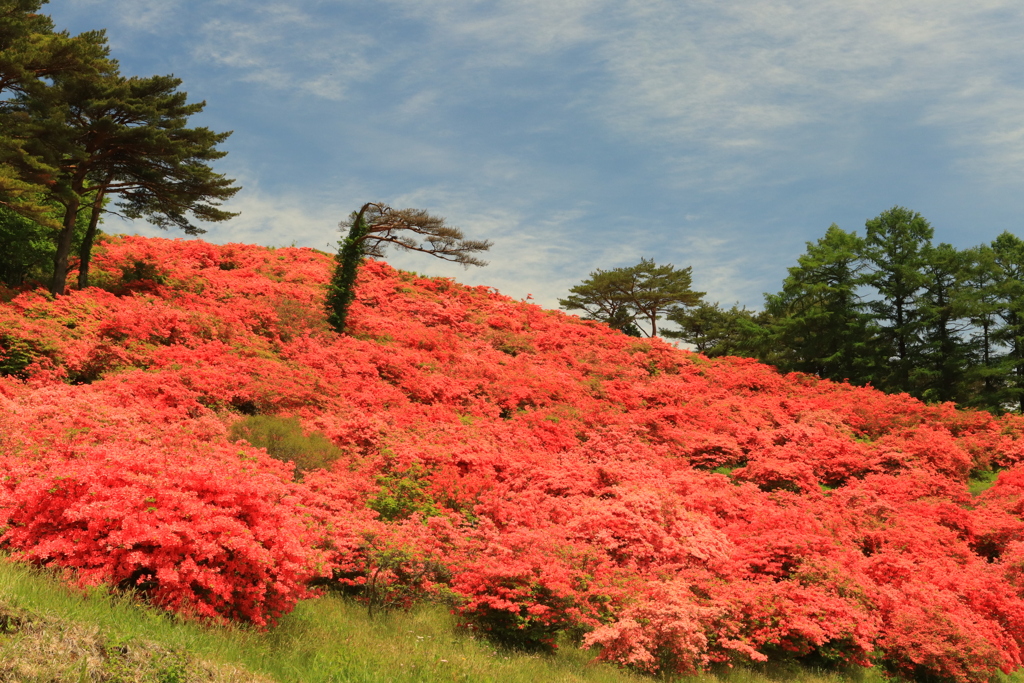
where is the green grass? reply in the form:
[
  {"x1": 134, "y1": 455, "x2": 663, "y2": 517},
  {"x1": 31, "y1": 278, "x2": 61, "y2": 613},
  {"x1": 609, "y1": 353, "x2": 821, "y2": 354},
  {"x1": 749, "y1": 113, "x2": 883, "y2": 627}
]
[
  {"x1": 0, "y1": 557, "x2": 1017, "y2": 683},
  {"x1": 228, "y1": 415, "x2": 344, "y2": 477},
  {"x1": 969, "y1": 468, "x2": 1003, "y2": 496}
]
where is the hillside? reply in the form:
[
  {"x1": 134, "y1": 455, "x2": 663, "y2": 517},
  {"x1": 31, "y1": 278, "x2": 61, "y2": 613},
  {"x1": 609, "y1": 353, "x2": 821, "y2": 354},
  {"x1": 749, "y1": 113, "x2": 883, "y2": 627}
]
[{"x1": 1, "y1": 235, "x2": 1024, "y2": 683}]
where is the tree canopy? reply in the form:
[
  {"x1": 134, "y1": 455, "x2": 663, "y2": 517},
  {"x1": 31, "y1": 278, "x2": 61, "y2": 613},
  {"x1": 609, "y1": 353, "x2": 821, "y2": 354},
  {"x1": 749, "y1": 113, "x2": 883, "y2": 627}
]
[
  {"x1": 564, "y1": 207, "x2": 1024, "y2": 414},
  {"x1": 559, "y1": 259, "x2": 705, "y2": 338},
  {"x1": 671, "y1": 207, "x2": 1024, "y2": 414},
  {"x1": 0, "y1": 0, "x2": 109, "y2": 227},
  {"x1": 0, "y1": 0, "x2": 239, "y2": 294},
  {"x1": 760, "y1": 224, "x2": 873, "y2": 382},
  {"x1": 664, "y1": 301, "x2": 766, "y2": 357}
]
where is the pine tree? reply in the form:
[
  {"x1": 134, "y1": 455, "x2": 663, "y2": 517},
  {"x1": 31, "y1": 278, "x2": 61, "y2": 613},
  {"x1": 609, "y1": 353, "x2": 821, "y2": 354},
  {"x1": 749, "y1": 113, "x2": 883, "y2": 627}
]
[
  {"x1": 991, "y1": 232, "x2": 1024, "y2": 413},
  {"x1": 761, "y1": 224, "x2": 874, "y2": 383},
  {"x1": 861, "y1": 207, "x2": 934, "y2": 394},
  {"x1": 326, "y1": 202, "x2": 491, "y2": 333},
  {"x1": 914, "y1": 242, "x2": 973, "y2": 403},
  {"x1": 961, "y1": 244, "x2": 1007, "y2": 412},
  {"x1": 0, "y1": 0, "x2": 110, "y2": 227},
  {"x1": 560, "y1": 259, "x2": 704, "y2": 338},
  {"x1": 11, "y1": 67, "x2": 239, "y2": 293},
  {"x1": 665, "y1": 302, "x2": 766, "y2": 358}
]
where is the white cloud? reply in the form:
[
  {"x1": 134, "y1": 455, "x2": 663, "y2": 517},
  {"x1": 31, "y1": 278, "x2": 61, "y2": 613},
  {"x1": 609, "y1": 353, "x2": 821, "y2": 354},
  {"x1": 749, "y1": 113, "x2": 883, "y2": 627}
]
[
  {"x1": 103, "y1": 178, "x2": 345, "y2": 252},
  {"x1": 57, "y1": 0, "x2": 1024, "y2": 180},
  {"x1": 63, "y1": 0, "x2": 187, "y2": 34},
  {"x1": 382, "y1": 0, "x2": 612, "y2": 59},
  {"x1": 189, "y1": 4, "x2": 379, "y2": 102},
  {"x1": 85, "y1": 0, "x2": 1024, "y2": 184},
  {"x1": 372, "y1": 187, "x2": 764, "y2": 311},
  {"x1": 378, "y1": 188, "x2": 583, "y2": 307},
  {"x1": 365, "y1": 0, "x2": 1024, "y2": 185},
  {"x1": 591, "y1": 0, "x2": 1024, "y2": 183},
  {"x1": 99, "y1": 172, "x2": 773, "y2": 312}
]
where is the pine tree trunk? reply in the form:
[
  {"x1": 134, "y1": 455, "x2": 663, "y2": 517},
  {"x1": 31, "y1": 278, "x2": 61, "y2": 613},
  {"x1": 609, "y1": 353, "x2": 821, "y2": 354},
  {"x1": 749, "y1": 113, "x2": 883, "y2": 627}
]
[
  {"x1": 77, "y1": 191, "x2": 105, "y2": 289},
  {"x1": 50, "y1": 196, "x2": 80, "y2": 295}
]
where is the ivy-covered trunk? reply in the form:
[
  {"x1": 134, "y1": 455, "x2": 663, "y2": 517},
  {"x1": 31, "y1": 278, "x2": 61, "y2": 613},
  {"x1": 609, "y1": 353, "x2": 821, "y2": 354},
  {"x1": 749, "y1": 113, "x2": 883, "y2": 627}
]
[{"x1": 325, "y1": 203, "x2": 372, "y2": 333}]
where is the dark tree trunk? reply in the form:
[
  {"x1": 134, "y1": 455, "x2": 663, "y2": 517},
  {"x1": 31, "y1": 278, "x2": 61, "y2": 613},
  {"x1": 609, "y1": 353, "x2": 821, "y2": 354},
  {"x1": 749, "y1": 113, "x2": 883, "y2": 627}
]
[
  {"x1": 50, "y1": 196, "x2": 79, "y2": 295},
  {"x1": 77, "y1": 190, "x2": 105, "y2": 289}
]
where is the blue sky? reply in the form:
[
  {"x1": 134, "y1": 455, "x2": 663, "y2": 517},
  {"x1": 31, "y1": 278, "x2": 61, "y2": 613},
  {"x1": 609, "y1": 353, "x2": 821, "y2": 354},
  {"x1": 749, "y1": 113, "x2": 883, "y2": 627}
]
[{"x1": 45, "y1": 0, "x2": 1024, "y2": 313}]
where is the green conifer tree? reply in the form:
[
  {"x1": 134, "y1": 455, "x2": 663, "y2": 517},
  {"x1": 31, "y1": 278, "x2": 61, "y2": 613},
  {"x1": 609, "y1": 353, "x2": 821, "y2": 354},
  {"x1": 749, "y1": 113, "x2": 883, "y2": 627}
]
[
  {"x1": 990, "y1": 232, "x2": 1024, "y2": 413},
  {"x1": 762, "y1": 224, "x2": 874, "y2": 383},
  {"x1": 961, "y1": 244, "x2": 1007, "y2": 412},
  {"x1": 914, "y1": 242, "x2": 974, "y2": 403},
  {"x1": 861, "y1": 207, "x2": 934, "y2": 394},
  {"x1": 14, "y1": 68, "x2": 239, "y2": 293},
  {"x1": 560, "y1": 259, "x2": 705, "y2": 338},
  {"x1": 1, "y1": 0, "x2": 110, "y2": 227}
]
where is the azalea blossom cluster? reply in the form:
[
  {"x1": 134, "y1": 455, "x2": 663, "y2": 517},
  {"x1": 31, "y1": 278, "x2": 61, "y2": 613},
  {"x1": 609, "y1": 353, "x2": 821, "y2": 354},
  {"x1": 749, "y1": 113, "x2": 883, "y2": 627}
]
[{"x1": 2, "y1": 236, "x2": 1024, "y2": 682}]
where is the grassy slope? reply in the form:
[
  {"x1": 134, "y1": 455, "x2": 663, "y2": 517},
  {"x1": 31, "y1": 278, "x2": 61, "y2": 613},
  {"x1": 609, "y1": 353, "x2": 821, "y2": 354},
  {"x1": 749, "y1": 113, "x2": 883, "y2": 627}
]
[{"x1": 0, "y1": 559, "x2": 911, "y2": 683}]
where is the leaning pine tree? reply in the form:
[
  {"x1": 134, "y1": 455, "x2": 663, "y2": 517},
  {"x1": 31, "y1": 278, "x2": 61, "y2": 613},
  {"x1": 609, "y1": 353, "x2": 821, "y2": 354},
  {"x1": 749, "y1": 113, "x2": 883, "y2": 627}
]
[{"x1": 326, "y1": 202, "x2": 491, "y2": 333}]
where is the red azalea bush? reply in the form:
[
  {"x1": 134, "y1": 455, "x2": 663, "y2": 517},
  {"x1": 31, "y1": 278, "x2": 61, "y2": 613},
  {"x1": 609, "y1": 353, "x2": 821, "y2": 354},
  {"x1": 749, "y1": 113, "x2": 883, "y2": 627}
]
[
  {"x1": 1, "y1": 234, "x2": 1024, "y2": 681},
  {"x1": 583, "y1": 580, "x2": 722, "y2": 674},
  {"x1": 0, "y1": 383, "x2": 318, "y2": 626},
  {"x1": 0, "y1": 450, "x2": 315, "y2": 626}
]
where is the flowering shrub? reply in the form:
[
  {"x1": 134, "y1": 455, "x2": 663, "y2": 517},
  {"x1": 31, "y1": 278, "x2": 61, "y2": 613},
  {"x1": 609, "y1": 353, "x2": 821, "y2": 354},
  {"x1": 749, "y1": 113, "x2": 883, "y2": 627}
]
[
  {"x1": 583, "y1": 581, "x2": 719, "y2": 674},
  {"x1": 0, "y1": 398, "x2": 316, "y2": 626},
  {"x1": 445, "y1": 523, "x2": 602, "y2": 651},
  {"x1": 1, "y1": 235, "x2": 1023, "y2": 680}
]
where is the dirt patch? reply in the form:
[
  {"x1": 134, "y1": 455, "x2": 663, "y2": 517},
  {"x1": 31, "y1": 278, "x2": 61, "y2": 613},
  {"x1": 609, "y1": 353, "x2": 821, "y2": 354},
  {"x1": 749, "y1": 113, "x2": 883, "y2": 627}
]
[{"x1": 0, "y1": 599, "x2": 271, "y2": 682}]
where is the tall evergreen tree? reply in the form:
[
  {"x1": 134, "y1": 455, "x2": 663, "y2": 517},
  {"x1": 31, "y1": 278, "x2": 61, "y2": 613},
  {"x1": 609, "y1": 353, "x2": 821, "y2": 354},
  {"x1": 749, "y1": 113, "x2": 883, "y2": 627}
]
[
  {"x1": 961, "y1": 244, "x2": 1007, "y2": 411},
  {"x1": 860, "y1": 207, "x2": 934, "y2": 394},
  {"x1": 0, "y1": 0, "x2": 109, "y2": 226},
  {"x1": 914, "y1": 242, "x2": 973, "y2": 403},
  {"x1": 0, "y1": 0, "x2": 107, "y2": 96},
  {"x1": 762, "y1": 225, "x2": 873, "y2": 382},
  {"x1": 990, "y1": 232, "x2": 1024, "y2": 413}
]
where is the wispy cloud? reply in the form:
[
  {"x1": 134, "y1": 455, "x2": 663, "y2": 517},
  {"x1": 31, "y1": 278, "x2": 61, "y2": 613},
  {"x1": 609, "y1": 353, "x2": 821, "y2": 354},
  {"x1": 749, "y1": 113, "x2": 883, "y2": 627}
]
[
  {"x1": 590, "y1": 0, "x2": 1024, "y2": 184},
  {"x1": 192, "y1": 6, "x2": 379, "y2": 101},
  {"x1": 383, "y1": 0, "x2": 611, "y2": 61},
  {"x1": 376, "y1": 187, "x2": 764, "y2": 310},
  {"x1": 75, "y1": 0, "x2": 1024, "y2": 184},
  {"x1": 62, "y1": 0, "x2": 187, "y2": 34},
  {"x1": 368, "y1": 0, "x2": 1024, "y2": 186},
  {"x1": 380, "y1": 187, "x2": 589, "y2": 308}
]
